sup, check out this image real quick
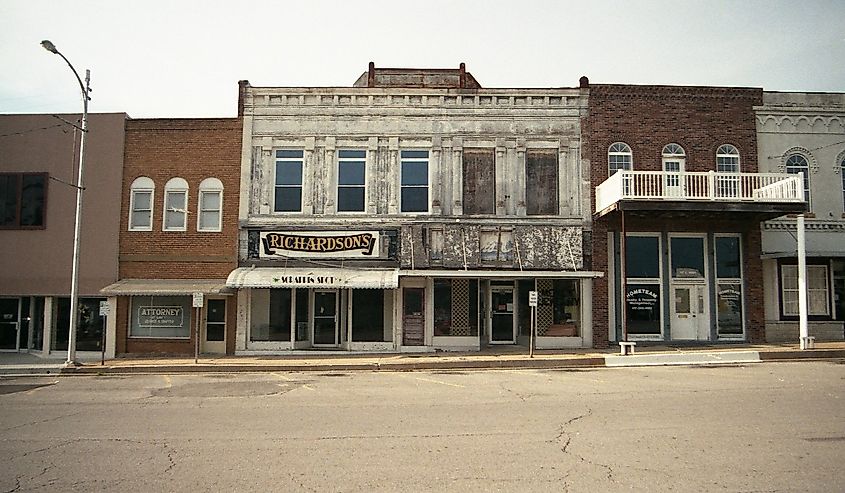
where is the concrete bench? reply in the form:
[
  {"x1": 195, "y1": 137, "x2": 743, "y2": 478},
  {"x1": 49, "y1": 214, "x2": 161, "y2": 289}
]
[{"x1": 619, "y1": 341, "x2": 637, "y2": 356}]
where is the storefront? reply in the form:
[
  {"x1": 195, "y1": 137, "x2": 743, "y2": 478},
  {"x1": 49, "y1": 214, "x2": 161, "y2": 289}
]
[
  {"x1": 398, "y1": 271, "x2": 598, "y2": 351},
  {"x1": 101, "y1": 280, "x2": 235, "y2": 355}
]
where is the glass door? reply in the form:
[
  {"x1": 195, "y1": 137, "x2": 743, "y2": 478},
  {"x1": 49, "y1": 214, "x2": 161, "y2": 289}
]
[
  {"x1": 0, "y1": 298, "x2": 19, "y2": 351},
  {"x1": 202, "y1": 299, "x2": 226, "y2": 354},
  {"x1": 490, "y1": 287, "x2": 515, "y2": 344},
  {"x1": 313, "y1": 290, "x2": 338, "y2": 347}
]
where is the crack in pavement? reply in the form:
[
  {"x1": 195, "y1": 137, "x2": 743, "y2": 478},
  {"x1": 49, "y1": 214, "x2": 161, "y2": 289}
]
[
  {"x1": 0, "y1": 411, "x2": 85, "y2": 433},
  {"x1": 549, "y1": 409, "x2": 621, "y2": 486}
]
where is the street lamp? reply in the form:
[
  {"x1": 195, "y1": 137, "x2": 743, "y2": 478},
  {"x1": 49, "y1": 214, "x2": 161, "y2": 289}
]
[{"x1": 41, "y1": 39, "x2": 90, "y2": 366}]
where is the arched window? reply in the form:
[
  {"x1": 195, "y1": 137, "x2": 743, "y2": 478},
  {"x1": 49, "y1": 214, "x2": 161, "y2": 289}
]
[
  {"x1": 784, "y1": 154, "x2": 811, "y2": 204},
  {"x1": 608, "y1": 142, "x2": 632, "y2": 177},
  {"x1": 661, "y1": 144, "x2": 685, "y2": 196},
  {"x1": 197, "y1": 177, "x2": 223, "y2": 232},
  {"x1": 129, "y1": 176, "x2": 154, "y2": 231},
  {"x1": 163, "y1": 177, "x2": 189, "y2": 231},
  {"x1": 716, "y1": 144, "x2": 740, "y2": 172}
]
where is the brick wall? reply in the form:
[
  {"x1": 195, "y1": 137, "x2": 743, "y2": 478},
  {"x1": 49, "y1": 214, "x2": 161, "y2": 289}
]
[
  {"x1": 584, "y1": 84, "x2": 764, "y2": 347},
  {"x1": 117, "y1": 118, "x2": 242, "y2": 354}
]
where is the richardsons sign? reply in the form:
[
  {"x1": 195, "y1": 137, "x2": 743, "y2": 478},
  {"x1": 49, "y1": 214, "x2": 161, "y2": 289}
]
[{"x1": 260, "y1": 231, "x2": 379, "y2": 259}]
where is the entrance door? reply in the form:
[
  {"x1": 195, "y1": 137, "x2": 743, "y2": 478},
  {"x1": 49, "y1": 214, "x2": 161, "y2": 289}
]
[
  {"x1": 402, "y1": 288, "x2": 425, "y2": 346},
  {"x1": 201, "y1": 299, "x2": 226, "y2": 354},
  {"x1": 0, "y1": 298, "x2": 19, "y2": 351},
  {"x1": 663, "y1": 159, "x2": 684, "y2": 197},
  {"x1": 490, "y1": 287, "x2": 515, "y2": 344},
  {"x1": 671, "y1": 284, "x2": 707, "y2": 340},
  {"x1": 313, "y1": 290, "x2": 338, "y2": 347}
]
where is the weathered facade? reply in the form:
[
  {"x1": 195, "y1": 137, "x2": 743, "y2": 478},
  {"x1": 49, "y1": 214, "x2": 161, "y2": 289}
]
[
  {"x1": 101, "y1": 118, "x2": 242, "y2": 355},
  {"x1": 230, "y1": 64, "x2": 600, "y2": 353},
  {"x1": 586, "y1": 83, "x2": 806, "y2": 348},
  {"x1": 756, "y1": 92, "x2": 845, "y2": 341},
  {"x1": 0, "y1": 113, "x2": 126, "y2": 356}
]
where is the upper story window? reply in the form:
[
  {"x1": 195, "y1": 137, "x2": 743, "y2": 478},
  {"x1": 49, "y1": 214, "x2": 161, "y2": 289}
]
[
  {"x1": 716, "y1": 144, "x2": 740, "y2": 172},
  {"x1": 400, "y1": 150, "x2": 429, "y2": 213},
  {"x1": 784, "y1": 153, "x2": 811, "y2": 204},
  {"x1": 608, "y1": 142, "x2": 632, "y2": 177},
  {"x1": 337, "y1": 150, "x2": 366, "y2": 212},
  {"x1": 462, "y1": 148, "x2": 496, "y2": 215},
  {"x1": 197, "y1": 177, "x2": 223, "y2": 232},
  {"x1": 0, "y1": 172, "x2": 47, "y2": 229},
  {"x1": 163, "y1": 177, "x2": 188, "y2": 231},
  {"x1": 128, "y1": 176, "x2": 154, "y2": 231},
  {"x1": 274, "y1": 150, "x2": 304, "y2": 213},
  {"x1": 525, "y1": 149, "x2": 558, "y2": 215}
]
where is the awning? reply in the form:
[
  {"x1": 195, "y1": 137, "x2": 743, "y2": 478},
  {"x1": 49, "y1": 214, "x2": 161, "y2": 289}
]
[
  {"x1": 226, "y1": 267, "x2": 399, "y2": 289},
  {"x1": 400, "y1": 269, "x2": 605, "y2": 279},
  {"x1": 100, "y1": 279, "x2": 233, "y2": 296}
]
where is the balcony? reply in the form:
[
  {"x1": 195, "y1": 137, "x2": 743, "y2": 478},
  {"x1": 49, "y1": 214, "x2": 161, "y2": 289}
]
[{"x1": 594, "y1": 170, "x2": 807, "y2": 220}]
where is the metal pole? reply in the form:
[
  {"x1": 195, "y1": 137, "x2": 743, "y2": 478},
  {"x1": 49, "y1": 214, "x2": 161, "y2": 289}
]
[
  {"x1": 194, "y1": 307, "x2": 200, "y2": 364},
  {"x1": 101, "y1": 314, "x2": 106, "y2": 366},
  {"x1": 797, "y1": 214, "x2": 809, "y2": 349},
  {"x1": 41, "y1": 41, "x2": 92, "y2": 367},
  {"x1": 529, "y1": 305, "x2": 535, "y2": 358},
  {"x1": 620, "y1": 210, "x2": 628, "y2": 342}
]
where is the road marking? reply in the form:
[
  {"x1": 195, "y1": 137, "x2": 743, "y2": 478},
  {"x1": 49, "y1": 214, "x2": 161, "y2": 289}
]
[
  {"x1": 274, "y1": 372, "x2": 315, "y2": 391},
  {"x1": 394, "y1": 373, "x2": 465, "y2": 388},
  {"x1": 302, "y1": 385, "x2": 316, "y2": 391},
  {"x1": 23, "y1": 381, "x2": 58, "y2": 394},
  {"x1": 163, "y1": 375, "x2": 172, "y2": 389}
]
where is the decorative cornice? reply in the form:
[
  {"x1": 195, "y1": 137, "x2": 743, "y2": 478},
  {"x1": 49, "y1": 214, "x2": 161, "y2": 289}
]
[{"x1": 777, "y1": 146, "x2": 819, "y2": 173}]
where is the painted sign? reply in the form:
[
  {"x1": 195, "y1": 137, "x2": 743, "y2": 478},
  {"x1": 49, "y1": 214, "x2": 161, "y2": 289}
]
[
  {"x1": 137, "y1": 306, "x2": 184, "y2": 328},
  {"x1": 260, "y1": 231, "x2": 379, "y2": 259},
  {"x1": 626, "y1": 287, "x2": 659, "y2": 311}
]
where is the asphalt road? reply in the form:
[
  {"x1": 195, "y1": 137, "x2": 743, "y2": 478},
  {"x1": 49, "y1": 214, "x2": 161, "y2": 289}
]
[{"x1": 1, "y1": 362, "x2": 844, "y2": 492}]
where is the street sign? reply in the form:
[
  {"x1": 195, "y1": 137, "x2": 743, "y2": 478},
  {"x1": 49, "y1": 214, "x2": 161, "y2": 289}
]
[
  {"x1": 192, "y1": 292, "x2": 204, "y2": 308},
  {"x1": 99, "y1": 301, "x2": 110, "y2": 316},
  {"x1": 528, "y1": 290, "x2": 538, "y2": 307}
]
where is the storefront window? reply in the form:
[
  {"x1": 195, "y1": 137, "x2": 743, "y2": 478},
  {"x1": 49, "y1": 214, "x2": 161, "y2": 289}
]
[
  {"x1": 52, "y1": 297, "x2": 106, "y2": 350},
  {"x1": 129, "y1": 296, "x2": 191, "y2": 339},
  {"x1": 671, "y1": 237, "x2": 705, "y2": 278},
  {"x1": 716, "y1": 237, "x2": 741, "y2": 279},
  {"x1": 434, "y1": 279, "x2": 479, "y2": 336},
  {"x1": 352, "y1": 290, "x2": 387, "y2": 342},
  {"x1": 717, "y1": 283, "x2": 743, "y2": 335},
  {"x1": 626, "y1": 284, "x2": 661, "y2": 335},
  {"x1": 295, "y1": 288, "x2": 309, "y2": 341},
  {"x1": 626, "y1": 236, "x2": 660, "y2": 278},
  {"x1": 251, "y1": 289, "x2": 292, "y2": 342},
  {"x1": 537, "y1": 279, "x2": 581, "y2": 337}
]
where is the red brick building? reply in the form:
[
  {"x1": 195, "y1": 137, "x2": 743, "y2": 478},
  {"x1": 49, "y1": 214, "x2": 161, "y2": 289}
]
[
  {"x1": 584, "y1": 81, "x2": 806, "y2": 348},
  {"x1": 102, "y1": 118, "x2": 241, "y2": 355}
]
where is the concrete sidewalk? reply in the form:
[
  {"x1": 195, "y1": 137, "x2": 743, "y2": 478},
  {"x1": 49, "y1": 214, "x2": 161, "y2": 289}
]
[{"x1": 2, "y1": 342, "x2": 844, "y2": 376}]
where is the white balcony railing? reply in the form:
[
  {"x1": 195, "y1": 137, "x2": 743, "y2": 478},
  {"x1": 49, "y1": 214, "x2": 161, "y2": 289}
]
[{"x1": 595, "y1": 170, "x2": 804, "y2": 213}]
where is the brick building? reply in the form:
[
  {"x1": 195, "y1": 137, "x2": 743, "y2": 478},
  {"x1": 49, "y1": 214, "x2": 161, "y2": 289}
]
[
  {"x1": 585, "y1": 82, "x2": 806, "y2": 347},
  {"x1": 101, "y1": 118, "x2": 242, "y2": 355},
  {"x1": 228, "y1": 64, "x2": 602, "y2": 353}
]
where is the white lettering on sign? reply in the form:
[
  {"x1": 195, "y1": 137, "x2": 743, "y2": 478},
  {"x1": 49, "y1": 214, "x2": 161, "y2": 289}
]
[{"x1": 138, "y1": 306, "x2": 184, "y2": 328}]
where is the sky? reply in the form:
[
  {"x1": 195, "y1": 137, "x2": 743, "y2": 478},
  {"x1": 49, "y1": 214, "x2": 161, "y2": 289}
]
[{"x1": 1, "y1": 0, "x2": 843, "y2": 118}]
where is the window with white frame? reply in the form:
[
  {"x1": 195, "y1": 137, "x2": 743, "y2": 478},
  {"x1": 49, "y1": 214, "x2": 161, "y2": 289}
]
[
  {"x1": 400, "y1": 150, "x2": 429, "y2": 213},
  {"x1": 608, "y1": 142, "x2": 633, "y2": 176},
  {"x1": 785, "y1": 153, "x2": 811, "y2": 204},
  {"x1": 781, "y1": 264, "x2": 830, "y2": 317},
  {"x1": 716, "y1": 144, "x2": 741, "y2": 198},
  {"x1": 128, "y1": 177, "x2": 154, "y2": 231},
  {"x1": 274, "y1": 150, "x2": 304, "y2": 213},
  {"x1": 197, "y1": 177, "x2": 223, "y2": 232},
  {"x1": 163, "y1": 177, "x2": 188, "y2": 231},
  {"x1": 337, "y1": 150, "x2": 366, "y2": 212}
]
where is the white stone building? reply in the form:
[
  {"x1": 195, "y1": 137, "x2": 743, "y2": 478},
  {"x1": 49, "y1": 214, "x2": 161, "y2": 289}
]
[
  {"x1": 757, "y1": 92, "x2": 845, "y2": 341},
  {"x1": 228, "y1": 64, "x2": 601, "y2": 353}
]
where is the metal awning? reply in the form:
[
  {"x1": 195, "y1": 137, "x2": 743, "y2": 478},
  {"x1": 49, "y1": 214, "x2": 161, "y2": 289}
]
[
  {"x1": 100, "y1": 279, "x2": 233, "y2": 296},
  {"x1": 226, "y1": 267, "x2": 399, "y2": 289},
  {"x1": 400, "y1": 269, "x2": 604, "y2": 279}
]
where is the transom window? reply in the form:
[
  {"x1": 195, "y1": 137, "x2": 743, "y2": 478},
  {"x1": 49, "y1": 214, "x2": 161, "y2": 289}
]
[
  {"x1": 608, "y1": 142, "x2": 633, "y2": 176},
  {"x1": 784, "y1": 153, "x2": 811, "y2": 203},
  {"x1": 275, "y1": 150, "x2": 304, "y2": 213},
  {"x1": 197, "y1": 177, "x2": 223, "y2": 232},
  {"x1": 716, "y1": 144, "x2": 740, "y2": 172},
  {"x1": 129, "y1": 176, "x2": 154, "y2": 231},
  {"x1": 400, "y1": 150, "x2": 429, "y2": 213},
  {"x1": 163, "y1": 177, "x2": 188, "y2": 231},
  {"x1": 0, "y1": 172, "x2": 47, "y2": 229},
  {"x1": 662, "y1": 143, "x2": 685, "y2": 158},
  {"x1": 337, "y1": 150, "x2": 366, "y2": 212}
]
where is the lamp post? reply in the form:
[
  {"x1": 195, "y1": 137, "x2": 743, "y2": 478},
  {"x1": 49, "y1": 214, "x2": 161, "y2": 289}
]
[{"x1": 41, "y1": 40, "x2": 90, "y2": 366}]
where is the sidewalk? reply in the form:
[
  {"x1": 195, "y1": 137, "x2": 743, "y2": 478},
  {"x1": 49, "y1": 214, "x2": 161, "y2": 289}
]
[{"x1": 2, "y1": 342, "x2": 844, "y2": 376}]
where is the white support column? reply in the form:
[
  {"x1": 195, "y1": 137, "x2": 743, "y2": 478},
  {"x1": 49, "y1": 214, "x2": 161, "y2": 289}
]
[
  {"x1": 105, "y1": 297, "x2": 117, "y2": 359},
  {"x1": 797, "y1": 214, "x2": 812, "y2": 350},
  {"x1": 42, "y1": 297, "x2": 54, "y2": 355}
]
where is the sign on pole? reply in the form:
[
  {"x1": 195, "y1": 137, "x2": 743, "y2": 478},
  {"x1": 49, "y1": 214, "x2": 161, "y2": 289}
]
[
  {"x1": 528, "y1": 290, "x2": 538, "y2": 307},
  {"x1": 99, "y1": 300, "x2": 110, "y2": 316}
]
